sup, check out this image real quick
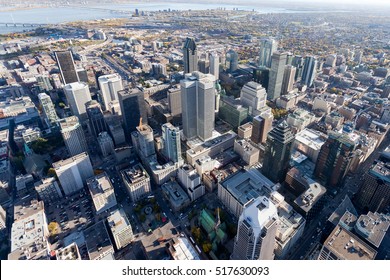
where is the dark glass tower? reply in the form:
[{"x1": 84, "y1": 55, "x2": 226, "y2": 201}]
[
  {"x1": 118, "y1": 88, "x2": 147, "y2": 139},
  {"x1": 262, "y1": 121, "x2": 294, "y2": 183},
  {"x1": 314, "y1": 131, "x2": 357, "y2": 188},
  {"x1": 183, "y1": 38, "x2": 198, "y2": 74},
  {"x1": 86, "y1": 100, "x2": 107, "y2": 138}
]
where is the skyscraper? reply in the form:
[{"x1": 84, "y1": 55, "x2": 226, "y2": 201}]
[
  {"x1": 53, "y1": 152, "x2": 94, "y2": 196},
  {"x1": 262, "y1": 121, "x2": 294, "y2": 183},
  {"x1": 240, "y1": 81, "x2": 267, "y2": 115},
  {"x1": 98, "y1": 73, "x2": 123, "y2": 111},
  {"x1": 59, "y1": 116, "x2": 88, "y2": 157},
  {"x1": 231, "y1": 196, "x2": 278, "y2": 260},
  {"x1": 292, "y1": 55, "x2": 304, "y2": 81},
  {"x1": 355, "y1": 158, "x2": 390, "y2": 213},
  {"x1": 162, "y1": 122, "x2": 182, "y2": 163},
  {"x1": 183, "y1": 37, "x2": 198, "y2": 74},
  {"x1": 55, "y1": 51, "x2": 79, "y2": 84},
  {"x1": 118, "y1": 87, "x2": 147, "y2": 138},
  {"x1": 251, "y1": 111, "x2": 273, "y2": 144},
  {"x1": 131, "y1": 122, "x2": 155, "y2": 159},
  {"x1": 258, "y1": 38, "x2": 278, "y2": 68},
  {"x1": 85, "y1": 100, "x2": 107, "y2": 138},
  {"x1": 301, "y1": 56, "x2": 317, "y2": 87},
  {"x1": 209, "y1": 52, "x2": 220, "y2": 80},
  {"x1": 314, "y1": 131, "x2": 357, "y2": 188},
  {"x1": 267, "y1": 52, "x2": 287, "y2": 101},
  {"x1": 281, "y1": 65, "x2": 296, "y2": 95},
  {"x1": 97, "y1": 131, "x2": 115, "y2": 157},
  {"x1": 38, "y1": 92, "x2": 58, "y2": 127},
  {"x1": 63, "y1": 82, "x2": 92, "y2": 121},
  {"x1": 181, "y1": 72, "x2": 216, "y2": 141},
  {"x1": 226, "y1": 49, "x2": 238, "y2": 72}
]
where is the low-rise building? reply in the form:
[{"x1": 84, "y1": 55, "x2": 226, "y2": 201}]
[
  {"x1": 161, "y1": 181, "x2": 191, "y2": 212},
  {"x1": 167, "y1": 237, "x2": 201, "y2": 260},
  {"x1": 55, "y1": 243, "x2": 81, "y2": 260}
]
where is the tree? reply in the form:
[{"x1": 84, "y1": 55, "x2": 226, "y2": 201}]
[
  {"x1": 191, "y1": 227, "x2": 202, "y2": 243},
  {"x1": 47, "y1": 168, "x2": 56, "y2": 177},
  {"x1": 202, "y1": 241, "x2": 212, "y2": 253},
  {"x1": 139, "y1": 214, "x2": 146, "y2": 222},
  {"x1": 48, "y1": 222, "x2": 59, "y2": 236}
]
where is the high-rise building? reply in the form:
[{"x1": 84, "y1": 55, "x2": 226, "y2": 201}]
[
  {"x1": 258, "y1": 38, "x2": 278, "y2": 68},
  {"x1": 183, "y1": 38, "x2": 198, "y2": 74},
  {"x1": 84, "y1": 221, "x2": 115, "y2": 260},
  {"x1": 63, "y1": 82, "x2": 92, "y2": 121},
  {"x1": 53, "y1": 152, "x2": 94, "y2": 196},
  {"x1": 97, "y1": 131, "x2": 114, "y2": 157},
  {"x1": 162, "y1": 122, "x2": 182, "y2": 163},
  {"x1": 107, "y1": 209, "x2": 134, "y2": 250},
  {"x1": 226, "y1": 49, "x2": 238, "y2": 72},
  {"x1": 240, "y1": 81, "x2": 267, "y2": 115},
  {"x1": 268, "y1": 52, "x2": 287, "y2": 101},
  {"x1": 106, "y1": 115, "x2": 126, "y2": 146},
  {"x1": 36, "y1": 75, "x2": 53, "y2": 92},
  {"x1": 121, "y1": 164, "x2": 151, "y2": 202},
  {"x1": 59, "y1": 116, "x2": 88, "y2": 157},
  {"x1": 85, "y1": 100, "x2": 107, "y2": 138},
  {"x1": 118, "y1": 88, "x2": 147, "y2": 138},
  {"x1": 98, "y1": 74, "x2": 123, "y2": 111},
  {"x1": 0, "y1": 205, "x2": 5, "y2": 233},
  {"x1": 355, "y1": 158, "x2": 390, "y2": 213},
  {"x1": 34, "y1": 177, "x2": 63, "y2": 204},
  {"x1": 314, "y1": 131, "x2": 357, "y2": 188},
  {"x1": 231, "y1": 196, "x2": 278, "y2": 260},
  {"x1": 55, "y1": 51, "x2": 79, "y2": 84},
  {"x1": 281, "y1": 65, "x2": 296, "y2": 95},
  {"x1": 209, "y1": 52, "x2": 220, "y2": 80},
  {"x1": 131, "y1": 122, "x2": 155, "y2": 159},
  {"x1": 167, "y1": 87, "x2": 182, "y2": 119},
  {"x1": 251, "y1": 112, "x2": 274, "y2": 144},
  {"x1": 87, "y1": 172, "x2": 117, "y2": 215},
  {"x1": 181, "y1": 72, "x2": 216, "y2": 141},
  {"x1": 301, "y1": 56, "x2": 317, "y2": 87},
  {"x1": 262, "y1": 121, "x2": 294, "y2": 183},
  {"x1": 198, "y1": 59, "x2": 209, "y2": 74},
  {"x1": 292, "y1": 55, "x2": 304, "y2": 81},
  {"x1": 38, "y1": 92, "x2": 58, "y2": 127}
]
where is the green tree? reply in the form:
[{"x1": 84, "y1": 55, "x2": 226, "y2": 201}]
[
  {"x1": 139, "y1": 214, "x2": 146, "y2": 222},
  {"x1": 48, "y1": 222, "x2": 59, "y2": 236},
  {"x1": 191, "y1": 227, "x2": 202, "y2": 243},
  {"x1": 202, "y1": 241, "x2": 212, "y2": 253},
  {"x1": 47, "y1": 168, "x2": 56, "y2": 177}
]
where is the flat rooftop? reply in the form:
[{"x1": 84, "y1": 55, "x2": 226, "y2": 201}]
[
  {"x1": 324, "y1": 226, "x2": 377, "y2": 260},
  {"x1": 162, "y1": 181, "x2": 190, "y2": 209},
  {"x1": 87, "y1": 173, "x2": 114, "y2": 198},
  {"x1": 83, "y1": 221, "x2": 114, "y2": 260},
  {"x1": 56, "y1": 243, "x2": 81, "y2": 260},
  {"x1": 294, "y1": 180, "x2": 326, "y2": 213},
  {"x1": 53, "y1": 152, "x2": 89, "y2": 169},
  {"x1": 122, "y1": 164, "x2": 149, "y2": 185},
  {"x1": 168, "y1": 237, "x2": 200, "y2": 260},
  {"x1": 220, "y1": 168, "x2": 275, "y2": 206},
  {"x1": 355, "y1": 212, "x2": 390, "y2": 248},
  {"x1": 107, "y1": 208, "x2": 132, "y2": 236}
]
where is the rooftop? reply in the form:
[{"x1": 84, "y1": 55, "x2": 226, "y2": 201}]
[
  {"x1": 162, "y1": 181, "x2": 190, "y2": 209},
  {"x1": 107, "y1": 208, "x2": 132, "y2": 236},
  {"x1": 87, "y1": 172, "x2": 114, "y2": 198},
  {"x1": 168, "y1": 237, "x2": 200, "y2": 260},
  {"x1": 355, "y1": 212, "x2": 390, "y2": 248},
  {"x1": 294, "y1": 128, "x2": 326, "y2": 151},
  {"x1": 53, "y1": 152, "x2": 89, "y2": 169},
  {"x1": 220, "y1": 168, "x2": 275, "y2": 207},
  {"x1": 84, "y1": 221, "x2": 114, "y2": 260},
  {"x1": 122, "y1": 164, "x2": 149, "y2": 185},
  {"x1": 323, "y1": 226, "x2": 377, "y2": 260},
  {"x1": 56, "y1": 243, "x2": 81, "y2": 260},
  {"x1": 294, "y1": 180, "x2": 326, "y2": 213}
]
